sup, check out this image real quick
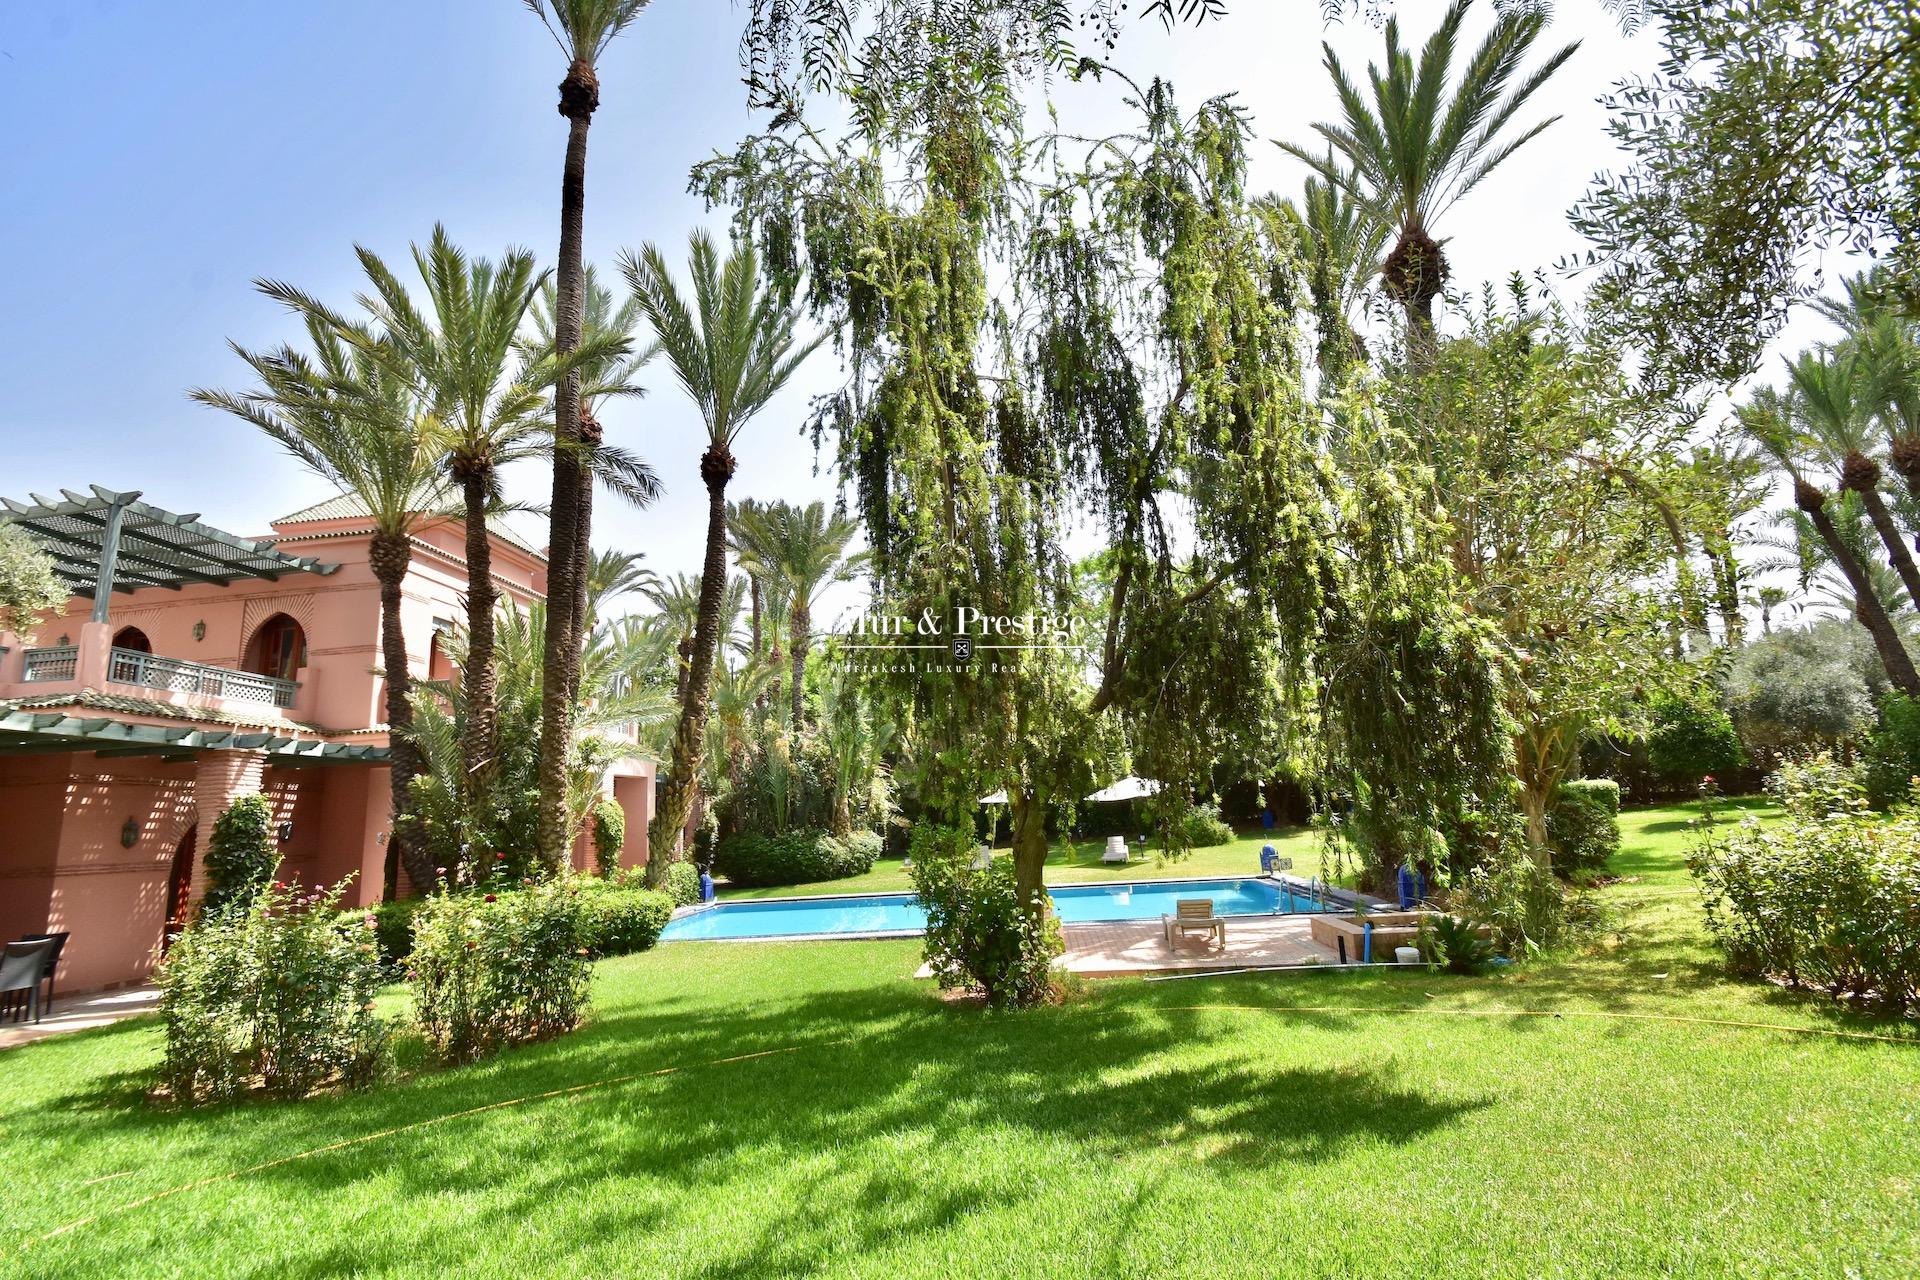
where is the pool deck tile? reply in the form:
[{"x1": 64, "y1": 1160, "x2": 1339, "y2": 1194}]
[{"x1": 1059, "y1": 914, "x2": 1339, "y2": 977}]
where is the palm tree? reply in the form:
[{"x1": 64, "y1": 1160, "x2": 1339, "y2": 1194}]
[
  {"x1": 522, "y1": 264, "x2": 656, "y2": 691},
  {"x1": 1786, "y1": 347, "x2": 1920, "y2": 613},
  {"x1": 1755, "y1": 585, "x2": 1789, "y2": 635},
  {"x1": 192, "y1": 315, "x2": 444, "y2": 898},
  {"x1": 293, "y1": 228, "x2": 561, "y2": 856},
  {"x1": 583, "y1": 547, "x2": 658, "y2": 627},
  {"x1": 731, "y1": 501, "x2": 862, "y2": 728},
  {"x1": 1277, "y1": 0, "x2": 1577, "y2": 349},
  {"x1": 1742, "y1": 388, "x2": 1920, "y2": 695},
  {"x1": 1267, "y1": 163, "x2": 1388, "y2": 379},
  {"x1": 624, "y1": 231, "x2": 823, "y2": 883},
  {"x1": 523, "y1": 0, "x2": 654, "y2": 872}
]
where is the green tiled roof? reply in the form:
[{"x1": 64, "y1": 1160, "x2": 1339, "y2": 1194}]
[{"x1": 0, "y1": 698, "x2": 389, "y2": 765}]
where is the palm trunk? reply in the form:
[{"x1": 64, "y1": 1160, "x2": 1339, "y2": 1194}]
[
  {"x1": 1010, "y1": 791, "x2": 1050, "y2": 918},
  {"x1": 564, "y1": 407, "x2": 599, "y2": 702},
  {"x1": 536, "y1": 61, "x2": 598, "y2": 869},
  {"x1": 460, "y1": 470, "x2": 499, "y2": 871},
  {"x1": 647, "y1": 445, "x2": 735, "y2": 884},
  {"x1": 790, "y1": 599, "x2": 809, "y2": 729},
  {"x1": 1799, "y1": 480, "x2": 1920, "y2": 696},
  {"x1": 371, "y1": 532, "x2": 429, "y2": 897},
  {"x1": 1845, "y1": 452, "x2": 1920, "y2": 611}
]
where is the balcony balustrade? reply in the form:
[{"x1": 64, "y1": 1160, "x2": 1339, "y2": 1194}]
[{"x1": 21, "y1": 644, "x2": 297, "y2": 709}]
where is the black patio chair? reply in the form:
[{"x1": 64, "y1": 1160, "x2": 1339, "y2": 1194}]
[
  {"x1": 0, "y1": 939, "x2": 55, "y2": 1024},
  {"x1": 18, "y1": 931, "x2": 69, "y2": 1015}
]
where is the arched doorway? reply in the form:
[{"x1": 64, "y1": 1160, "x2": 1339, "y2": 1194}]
[
  {"x1": 162, "y1": 826, "x2": 197, "y2": 952},
  {"x1": 244, "y1": 614, "x2": 307, "y2": 682},
  {"x1": 112, "y1": 626, "x2": 151, "y2": 653}
]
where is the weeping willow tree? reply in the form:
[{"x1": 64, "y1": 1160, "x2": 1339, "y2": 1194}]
[{"x1": 699, "y1": 35, "x2": 1507, "y2": 919}]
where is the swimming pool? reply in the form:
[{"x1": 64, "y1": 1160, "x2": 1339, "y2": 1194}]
[{"x1": 658, "y1": 876, "x2": 1337, "y2": 942}]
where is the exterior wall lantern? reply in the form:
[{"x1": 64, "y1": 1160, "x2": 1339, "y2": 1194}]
[
  {"x1": 120, "y1": 818, "x2": 140, "y2": 848},
  {"x1": 277, "y1": 821, "x2": 295, "y2": 843},
  {"x1": 192, "y1": 620, "x2": 207, "y2": 642}
]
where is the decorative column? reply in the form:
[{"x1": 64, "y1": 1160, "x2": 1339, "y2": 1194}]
[{"x1": 189, "y1": 750, "x2": 266, "y2": 901}]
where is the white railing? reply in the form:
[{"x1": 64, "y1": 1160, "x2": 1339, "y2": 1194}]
[
  {"x1": 21, "y1": 645, "x2": 78, "y2": 682},
  {"x1": 105, "y1": 647, "x2": 298, "y2": 708}
]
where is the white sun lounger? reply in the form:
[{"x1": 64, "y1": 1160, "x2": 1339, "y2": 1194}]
[{"x1": 1101, "y1": 836, "x2": 1129, "y2": 865}]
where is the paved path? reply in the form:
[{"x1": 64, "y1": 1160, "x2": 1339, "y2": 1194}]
[
  {"x1": 1060, "y1": 913, "x2": 1338, "y2": 976},
  {"x1": 0, "y1": 985, "x2": 158, "y2": 1051}
]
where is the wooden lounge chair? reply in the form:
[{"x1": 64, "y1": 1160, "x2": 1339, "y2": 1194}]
[
  {"x1": 1101, "y1": 836, "x2": 1129, "y2": 865},
  {"x1": 1162, "y1": 899, "x2": 1226, "y2": 949}
]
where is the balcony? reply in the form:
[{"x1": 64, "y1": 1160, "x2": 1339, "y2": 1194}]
[{"x1": 22, "y1": 644, "x2": 298, "y2": 710}]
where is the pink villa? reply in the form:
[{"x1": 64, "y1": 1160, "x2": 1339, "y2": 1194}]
[{"x1": 0, "y1": 485, "x2": 657, "y2": 995}]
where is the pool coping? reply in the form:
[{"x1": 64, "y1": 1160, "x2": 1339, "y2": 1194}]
[{"x1": 661, "y1": 872, "x2": 1386, "y2": 943}]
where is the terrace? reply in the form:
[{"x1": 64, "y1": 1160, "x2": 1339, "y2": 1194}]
[{"x1": 0, "y1": 486, "x2": 336, "y2": 718}]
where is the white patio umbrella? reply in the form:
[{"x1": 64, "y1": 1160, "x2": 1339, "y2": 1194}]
[
  {"x1": 1083, "y1": 776, "x2": 1162, "y2": 803},
  {"x1": 978, "y1": 790, "x2": 1010, "y2": 805}
]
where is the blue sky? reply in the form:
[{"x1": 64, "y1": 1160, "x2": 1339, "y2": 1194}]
[{"x1": 0, "y1": 1, "x2": 1843, "y2": 624}]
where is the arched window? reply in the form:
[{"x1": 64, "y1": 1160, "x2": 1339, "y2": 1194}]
[
  {"x1": 244, "y1": 614, "x2": 306, "y2": 682},
  {"x1": 112, "y1": 626, "x2": 151, "y2": 654}
]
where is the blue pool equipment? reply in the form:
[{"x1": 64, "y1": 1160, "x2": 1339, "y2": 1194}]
[
  {"x1": 1261, "y1": 810, "x2": 1276, "y2": 830},
  {"x1": 1396, "y1": 864, "x2": 1418, "y2": 908},
  {"x1": 698, "y1": 870, "x2": 716, "y2": 903},
  {"x1": 1260, "y1": 844, "x2": 1278, "y2": 874},
  {"x1": 1363, "y1": 920, "x2": 1374, "y2": 964}
]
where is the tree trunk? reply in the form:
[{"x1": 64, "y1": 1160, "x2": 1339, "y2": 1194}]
[
  {"x1": 1799, "y1": 479, "x2": 1920, "y2": 696},
  {"x1": 790, "y1": 598, "x2": 809, "y2": 729},
  {"x1": 647, "y1": 445, "x2": 735, "y2": 884},
  {"x1": 1707, "y1": 537, "x2": 1745, "y2": 647},
  {"x1": 749, "y1": 578, "x2": 766, "y2": 717},
  {"x1": 1010, "y1": 791, "x2": 1050, "y2": 918},
  {"x1": 1844, "y1": 451, "x2": 1920, "y2": 611},
  {"x1": 460, "y1": 469, "x2": 499, "y2": 871},
  {"x1": 370, "y1": 532, "x2": 429, "y2": 897},
  {"x1": 536, "y1": 62, "x2": 598, "y2": 870}
]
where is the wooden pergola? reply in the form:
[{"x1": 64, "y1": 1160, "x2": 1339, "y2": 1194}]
[{"x1": 0, "y1": 485, "x2": 337, "y2": 621}]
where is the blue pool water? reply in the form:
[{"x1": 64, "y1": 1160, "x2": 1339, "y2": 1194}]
[{"x1": 659, "y1": 876, "x2": 1334, "y2": 942}]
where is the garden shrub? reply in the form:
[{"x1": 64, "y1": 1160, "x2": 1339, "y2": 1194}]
[
  {"x1": 711, "y1": 828, "x2": 879, "y2": 887},
  {"x1": 157, "y1": 876, "x2": 388, "y2": 1104},
  {"x1": 1690, "y1": 755, "x2": 1920, "y2": 1012},
  {"x1": 1416, "y1": 913, "x2": 1495, "y2": 974},
  {"x1": 1449, "y1": 847, "x2": 1598, "y2": 955},
  {"x1": 590, "y1": 798, "x2": 626, "y2": 876},
  {"x1": 1863, "y1": 693, "x2": 1920, "y2": 810},
  {"x1": 907, "y1": 822, "x2": 1062, "y2": 1008},
  {"x1": 200, "y1": 793, "x2": 278, "y2": 919},
  {"x1": 664, "y1": 860, "x2": 702, "y2": 906},
  {"x1": 841, "y1": 829, "x2": 886, "y2": 864},
  {"x1": 1647, "y1": 690, "x2": 1745, "y2": 790},
  {"x1": 408, "y1": 880, "x2": 592, "y2": 1062},
  {"x1": 575, "y1": 883, "x2": 674, "y2": 957},
  {"x1": 1179, "y1": 801, "x2": 1235, "y2": 848},
  {"x1": 362, "y1": 897, "x2": 428, "y2": 968},
  {"x1": 1545, "y1": 779, "x2": 1621, "y2": 879}
]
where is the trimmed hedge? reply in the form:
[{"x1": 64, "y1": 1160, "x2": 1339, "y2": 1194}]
[
  {"x1": 575, "y1": 884, "x2": 675, "y2": 957},
  {"x1": 1546, "y1": 779, "x2": 1621, "y2": 878},
  {"x1": 664, "y1": 861, "x2": 703, "y2": 906},
  {"x1": 712, "y1": 829, "x2": 881, "y2": 887}
]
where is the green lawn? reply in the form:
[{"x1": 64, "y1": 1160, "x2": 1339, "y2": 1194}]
[
  {"x1": 6, "y1": 799, "x2": 1917, "y2": 1279},
  {"x1": 720, "y1": 824, "x2": 1331, "y2": 899}
]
